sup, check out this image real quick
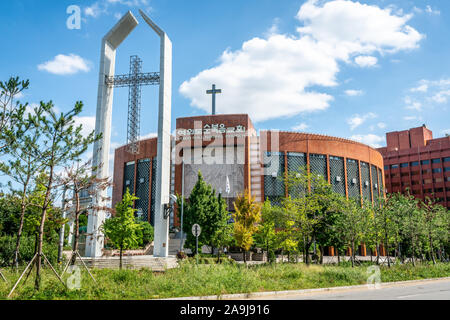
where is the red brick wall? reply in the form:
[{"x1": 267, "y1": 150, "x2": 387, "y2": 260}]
[
  {"x1": 112, "y1": 138, "x2": 158, "y2": 209},
  {"x1": 379, "y1": 127, "x2": 450, "y2": 209}
]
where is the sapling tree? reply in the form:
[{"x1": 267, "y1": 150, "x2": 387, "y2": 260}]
[
  {"x1": 102, "y1": 189, "x2": 143, "y2": 269},
  {"x1": 337, "y1": 198, "x2": 368, "y2": 267},
  {"x1": 0, "y1": 104, "x2": 43, "y2": 269},
  {"x1": 58, "y1": 159, "x2": 109, "y2": 265},
  {"x1": 232, "y1": 190, "x2": 261, "y2": 263},
  {"x1": 254, "y1": 200, "x2": 279, "y2": 263},
  {"x1": 27, "y1": 101, "x2": 98, "y2": 291},
  {"x1": 283, "y1": 166, "x2": 330, "y2": 265},
  {"x1": 422, "y1": 197, "x2": 445, "y2": 265}
]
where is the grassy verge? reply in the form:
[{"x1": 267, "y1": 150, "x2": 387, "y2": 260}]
[{"x1": 0, "y1": 261, "x2": 449, "y2": 300}]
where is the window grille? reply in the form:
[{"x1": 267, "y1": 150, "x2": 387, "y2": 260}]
[
  {"x1": 347, "y1": 159, "x2": 360, "y2": 199},
  {"x1": 123, "y1": 162, "x2": 135, "y2": 196},
  {"x1": 287, "y1": 152, "x2": 306, "y2": 198},
  {"x1": 135, "y1": 159, "x2": 150, "y2": 222},
  {"x1": 263, "y1": 152, "x2": 285, "y2": 206},
  {"x1": 330, "y1": 156, "x2": 345, "y2": 196},
  {"x1": 361, "y1": 162, "x2": 371, "y2": 202},
  {"x1": 150, "y1": 157, "x2": 157, "y2": 227}
]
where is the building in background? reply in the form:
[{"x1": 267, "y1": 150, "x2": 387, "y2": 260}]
[
  {"x1": 113, "y1": 114, "x2": 385, "y2": 241},
  {"x1": 377, "y1": 125, "x2": 450, "y2": 209}
]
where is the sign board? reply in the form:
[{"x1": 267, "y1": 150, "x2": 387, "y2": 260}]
[
  {"x1": 177, "y1": 124, "x2": 248, "y2": 141},
  {"x1": 192, "y1": 224, "x2": 201, "y2": 237}
]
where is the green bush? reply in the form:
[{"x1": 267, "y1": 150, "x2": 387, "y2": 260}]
[
  {"x1": 138, "y1": 222, "x2": 154, "y2": 247},
  {"x1": 0, "y1": 234, "x2": 59, "y2": 267}
]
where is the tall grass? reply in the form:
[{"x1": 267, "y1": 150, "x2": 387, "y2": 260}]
[{"x1": 1, "y1": 261, "x2": 449, "y2": 300}]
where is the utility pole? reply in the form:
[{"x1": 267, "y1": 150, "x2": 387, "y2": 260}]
[{"x1": 179, "y1": 160, "x2": 185, "y2": 252}]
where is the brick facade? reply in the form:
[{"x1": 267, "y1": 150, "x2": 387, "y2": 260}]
[{"x1": 378, "y1": 125, "x2": 450, "y2": 209}]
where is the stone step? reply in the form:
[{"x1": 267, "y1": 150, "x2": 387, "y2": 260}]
[{"x1": 75, "y1": 256, "x2": 178, "y2": 271}]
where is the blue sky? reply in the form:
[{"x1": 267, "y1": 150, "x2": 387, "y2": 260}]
[{"x1": 1, "y1": 0, "x2": 449, "y2": 158}]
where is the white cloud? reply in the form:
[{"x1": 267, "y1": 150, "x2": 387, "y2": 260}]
[
  {"x1": 73, "y1": 116, "x2": 96, "y2": 137},
  {"x1": 431, "y1": 90, "x2": 450, "y2": 104},
  {"x1": 38, "y1": 54, "x2": 91, "y2": 75},
  {"x1": 354, "y1": 55, "x2": 378, "y2": 68},
  {"x1": 180, "y1": 0, "x2": 423, "y2": 122},
  {"x1": 296, "y1": 0, "x2": 423, "y2": 57},
  {"x1": 426, "y1": 5, "x2": 440, "y2": 16},
  {"x1": 405, "y1": 100, "x2": 422, "y2": 111},
  {"x1": 404, "y1": 115, "x2": 423, "y2": 121},
  {"x1": 345, "y1": 89, "x2": 364, "y2": 96},
  {"x1": 410, "y1": 82, "x2": 428, "y2": 93},
  {"x1": 291, "y1": 123, "x2": 309, "y2": 131},
  {"x1": 347, "y1": 112, "x2": 377, "y2": 130},
  {"x1": 180, "y1": 34, "x2": 337, "y2": 122},
  {"x1": 406, "y1": 78, "x2": 450, "y2": 109},
  {"x1": 377, "y1": 122, "x2": 386, "y2": 129},
  {"x1": 140, "y1": 132, "x2": 157, "y2": 140},
  {"x1": 350, "y1": 134, "x2": 384, "y2": 148}
]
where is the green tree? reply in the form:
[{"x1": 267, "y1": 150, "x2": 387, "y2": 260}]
[
  {"x1": 232, "y1": 190, "x2": 261, "y2": 263},
  {"x1": 422, "y1": 198, "x2": 446, "y2": 265},
  {"x1": 254, "y1": 200, "x2": 280, "y2": 263},
  {"x1": 211, "y1": 222, "x2": 233, "y2": 263},
  {"x1": 328, "y1": 195, "x2": 352, "y2": 265},
  {"x1": 102, "y1": 189, "x2": 143, "y2": 269},
  {"x1": 25, "y1": 101, "x2": 99, "y2": 290},
  {"x1": 0, "y1": 77, "x2": 29, "y2": 154},
  {"x1": 336, "y1": 198, "x2": 368, "y2": 267},
  {"x1": 283, "y1": 166, "x2": 332, "y2": 264},
  {"x1": 376, "y1": 194, "x2": 401, "y2": 267},
  {"x1": 179, "y1": 171, "x2": 229, "y2": 254},
  {"x1": 0, "y1": 110, "x2": 43, "y2": 268}
]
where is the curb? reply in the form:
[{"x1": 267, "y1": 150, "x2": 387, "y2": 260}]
[{"x1": 163, "y1": 277, "x2": 450, "y2": 300}]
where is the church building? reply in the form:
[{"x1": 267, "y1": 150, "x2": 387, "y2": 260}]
[{"x1": 112, "y1": 113, "x2": 385, "y2": 238}]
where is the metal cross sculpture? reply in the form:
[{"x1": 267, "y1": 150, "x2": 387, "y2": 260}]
[
  {"x1": 206, "y1": 84, "x2": 222, "y2": 115},
  {"x1": 106, "y1": 55, "x2": 160, "y2": 154}
]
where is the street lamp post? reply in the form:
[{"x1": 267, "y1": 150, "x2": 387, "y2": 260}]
[{"x1": 179, "y1": 160, "x2": 185, "y2": 252}]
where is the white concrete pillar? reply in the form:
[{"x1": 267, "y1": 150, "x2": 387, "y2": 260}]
[{"x1": 86, "y1": 12, "x2": 139, "y2": 257}]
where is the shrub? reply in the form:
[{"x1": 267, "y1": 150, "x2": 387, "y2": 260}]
[
  {"x1": 139, "y1": 222, "x2": 154, "y2": 247},
  {"x1": 0, "y1": 234, "x2": 59, "y2": 267},
  {"x1": 176, "y1": 251, "x2": 187, "y2": 260}
]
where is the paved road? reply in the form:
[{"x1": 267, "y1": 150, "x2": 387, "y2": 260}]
[{"x1": 250, "y1": 279, "x2": 450, "y2": 300}]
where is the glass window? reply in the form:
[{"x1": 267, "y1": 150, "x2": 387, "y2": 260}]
[
  {"x1": 421, "y1": 160, "x2": 430, "y2": 165},
  {"x1": 432, "y1": 168, "x2": 442, "y2": 173},
  {"x1": 400, "y1": 163, "x2": 409, "y2": 168},
  {"x1": 391, "y1": 164, "x2": 399, "y2": 169},
  {"x1": 445, "y1": 167, "x2": 450, "y2": 172},
  {"x1": 444, "y1": 157, "x2": 450, "y2": 162},
  {"x1": 384, "y1": 165, "x2": 389, "y2": 170},
  {"x1": 410, "y1": 161, "x2": 419, "y2": 167}
]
